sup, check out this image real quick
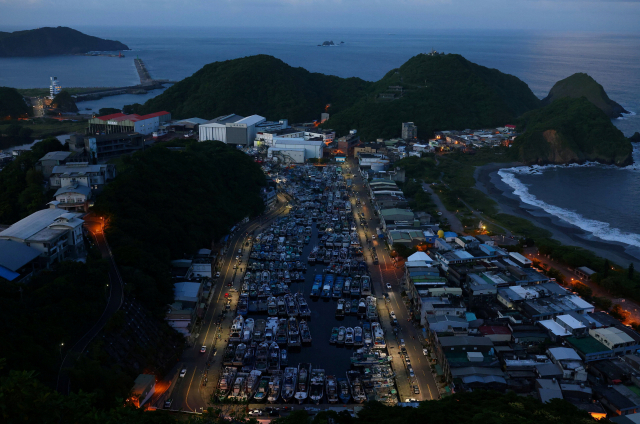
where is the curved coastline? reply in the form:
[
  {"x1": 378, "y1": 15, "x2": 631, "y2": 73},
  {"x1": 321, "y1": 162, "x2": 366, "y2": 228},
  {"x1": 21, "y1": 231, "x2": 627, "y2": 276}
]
[{"x1": 474, "y1": 161, "x2": 640, "y2": 268}]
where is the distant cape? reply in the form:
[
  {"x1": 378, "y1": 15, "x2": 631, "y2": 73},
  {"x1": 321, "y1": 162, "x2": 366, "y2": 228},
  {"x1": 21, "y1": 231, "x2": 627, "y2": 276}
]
[{"x1": 0, "y1": 26, "x2": 129, "y2": 57}]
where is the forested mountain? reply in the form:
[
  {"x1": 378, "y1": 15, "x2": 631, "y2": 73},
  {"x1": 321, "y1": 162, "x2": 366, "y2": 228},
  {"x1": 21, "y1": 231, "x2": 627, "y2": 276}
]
[
  {"x1": 512, "y1": 97, "x2": 632, "y2": 166},
  {"x1": 0, "y1": 27, "x2": 129, "y2": 57},
  {"x1": 541, "y1": 73, "x2": 628, "y2": 118},
  {"x1": 135, "y1": 53, "x2": 541, "y2": 140},
  {"x1": 137, "y1": 55, "x2": 371, "y2": 122},
  {"x1": 324, "y1": 53, "x2": 541, "y2": 139}
]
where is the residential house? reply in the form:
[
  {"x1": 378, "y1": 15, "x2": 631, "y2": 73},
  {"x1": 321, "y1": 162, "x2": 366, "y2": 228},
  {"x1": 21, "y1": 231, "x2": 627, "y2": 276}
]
[{"x1": 0, "y1": 239, "x2": 42, "y2": 282}]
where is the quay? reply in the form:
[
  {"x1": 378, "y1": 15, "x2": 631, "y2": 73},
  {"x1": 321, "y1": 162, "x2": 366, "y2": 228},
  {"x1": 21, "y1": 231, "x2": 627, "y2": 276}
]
[{"x1": 72, "y1": 57, "x2": 177, "y2": 102}]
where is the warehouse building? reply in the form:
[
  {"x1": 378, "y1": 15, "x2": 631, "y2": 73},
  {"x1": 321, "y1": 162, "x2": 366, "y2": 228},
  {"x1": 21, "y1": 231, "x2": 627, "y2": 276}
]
[
  {"x1": 199, "y1": 114, "x2": 266, "y2": 145},
  {"x1": 271, "y1": 138, "x2": 324, "y2": 161},
  {"x1": 88, "y1": 111, "x2": 171, "y2": 135}
]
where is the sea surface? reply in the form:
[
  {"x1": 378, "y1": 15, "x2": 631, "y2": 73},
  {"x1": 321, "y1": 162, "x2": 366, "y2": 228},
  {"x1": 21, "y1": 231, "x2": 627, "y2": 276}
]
[{"x1": 1, "y1": 27, "x2": 639, "y2": 252}]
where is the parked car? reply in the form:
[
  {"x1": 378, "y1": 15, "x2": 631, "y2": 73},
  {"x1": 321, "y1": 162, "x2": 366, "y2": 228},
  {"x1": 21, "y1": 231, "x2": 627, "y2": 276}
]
[
  {"x1": 179, "y1": 368, "x2": 187, "y2": 378},
  {"x1": 238, "y1": 249, "x2": 242, "y2": 254},
  {"x1": 200, "y1": 346, "x2": 207, "y2": 353},
  {"x1": 400, "y1": 339, "x2": 405, "y2": 347},
  {"x1": 248, "y1": 409, "x2": 263, "y2": 416},
  {"x1": 390, "y1": 311, "x2": 396, "y2": 319},
  {"x1": 414, "y1": 386, "x2": 420, "y2": 394},
  {"x1": 386, "y1": 283, "x2": 392, "y2": 290},
  {"x1": 215, "y1": 272, "x2": 221, "y2": 278},
  {"x1": 164, "y1": 399, "x2": 173, "y2": 409},
  {"x1": 423, "y1": 348, "x2": 429, "y2": 356}
]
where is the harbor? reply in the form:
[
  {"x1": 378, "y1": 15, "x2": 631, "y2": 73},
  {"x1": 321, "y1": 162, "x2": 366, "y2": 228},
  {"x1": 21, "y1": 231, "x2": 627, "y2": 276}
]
[{"x1": 209, "y1": 164, "x2": 399, "y2": 406}]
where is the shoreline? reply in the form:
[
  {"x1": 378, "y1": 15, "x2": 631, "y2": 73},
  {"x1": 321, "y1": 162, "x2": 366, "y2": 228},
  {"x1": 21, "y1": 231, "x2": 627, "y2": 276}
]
[{"x1": 474, "y1": 162, "x2": 640, "y2": 268}]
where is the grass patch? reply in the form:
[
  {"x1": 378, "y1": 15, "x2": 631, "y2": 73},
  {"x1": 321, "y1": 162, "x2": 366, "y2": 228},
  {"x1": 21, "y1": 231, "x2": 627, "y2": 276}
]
[{"x1": 0, "y1": 118, "x2": 87, "y2": 139}]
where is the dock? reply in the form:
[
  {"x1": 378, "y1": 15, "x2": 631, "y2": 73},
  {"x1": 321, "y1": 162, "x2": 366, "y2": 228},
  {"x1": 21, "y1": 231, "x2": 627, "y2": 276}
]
[
  {"x1": 134, "y1": 58, "x2": 153, "y2": 86},
  {"x1": 72, "y1": 58, "x2": 177, "y2": 102}
]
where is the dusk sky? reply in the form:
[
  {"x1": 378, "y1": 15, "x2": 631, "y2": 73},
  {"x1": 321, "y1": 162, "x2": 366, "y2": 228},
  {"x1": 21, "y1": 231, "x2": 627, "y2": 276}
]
[{"x1": 1, "y1": 0, "x2": 640, "y2": 32}]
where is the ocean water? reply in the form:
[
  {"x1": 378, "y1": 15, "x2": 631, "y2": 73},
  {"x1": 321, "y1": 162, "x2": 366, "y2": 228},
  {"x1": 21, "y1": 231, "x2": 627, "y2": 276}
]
[
  {"x1": 0, "y1": 27, "x2": 638, "y2": 135},
  {"x1": 1, "y1": 27, "x2": 639, "y2": 251}
]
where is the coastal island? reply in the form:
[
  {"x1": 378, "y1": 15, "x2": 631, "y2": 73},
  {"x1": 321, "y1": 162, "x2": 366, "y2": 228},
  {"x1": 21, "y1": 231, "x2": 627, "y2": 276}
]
[{"x1": 0, "y1": 27, "x2": 129, "y2": 57}]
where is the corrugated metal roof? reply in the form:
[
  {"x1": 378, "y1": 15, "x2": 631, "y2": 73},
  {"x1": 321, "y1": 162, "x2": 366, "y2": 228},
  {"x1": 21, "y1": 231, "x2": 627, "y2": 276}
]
[
  {"x1": 0, "y1": 208, "x2": 69, "y2": 241},
  {"x1": 0, "y1": 240, "x2": 41, "y2": 271},
  {"x1": 235, "y1": 114, "x2": 266, "y2": 126},
  {"x1": 39, "y1": 151, "x2": 72, "y2": 162}
]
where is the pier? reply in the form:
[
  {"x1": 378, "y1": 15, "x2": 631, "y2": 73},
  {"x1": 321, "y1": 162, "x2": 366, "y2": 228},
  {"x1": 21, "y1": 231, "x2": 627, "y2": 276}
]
[
  {"x1": 134, "y1": 58, "x2": 153, "y2": 86},
  {"x1": 72, "y1": 58, "x2": 177, "y2": 102}
]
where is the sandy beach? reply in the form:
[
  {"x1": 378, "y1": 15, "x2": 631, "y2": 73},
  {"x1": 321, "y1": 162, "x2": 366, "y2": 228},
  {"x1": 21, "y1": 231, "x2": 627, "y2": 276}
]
[{"x1": 474, "y1": 162, "x2": 640, "y2": 268}]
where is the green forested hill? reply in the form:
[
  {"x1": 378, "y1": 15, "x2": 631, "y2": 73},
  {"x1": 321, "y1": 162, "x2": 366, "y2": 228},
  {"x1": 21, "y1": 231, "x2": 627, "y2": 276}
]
[
  {"x1": 93, "y1": 141, "x2": 266, "y2": 315},
  {"x1": 325, "y1": 53, "x2": 541, "y2": 139},
  {"x1": 137, "y1": 55, "x2": 372, "y2": 122},
  {"x1": 541, "y1": 73, "x2": 628, "y2": 118},
  {"x1": 135, "y1": 54, "x2": 540, "y2": 139},
  {"x1": 0, "y1": 27, "x2": 129, "y2": 57},
  {"x1": 0, "y1": 86, "x2": 32, "y2": 118},
  {"x1": 512, "y1": 97, "x2": 632, "y2": 166}
]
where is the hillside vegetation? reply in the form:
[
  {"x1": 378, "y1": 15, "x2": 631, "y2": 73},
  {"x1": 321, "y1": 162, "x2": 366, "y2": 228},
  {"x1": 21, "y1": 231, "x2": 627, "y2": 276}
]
[
  {"x1": 0, "y1": 27, "x2": 129, "y2": 57},
  {"x1": 542, "y1": 72, "x2": 628, "y2": 118},
  {"x1": 137, "y1": 55, "x2": 371, "y2": 122},
  {"x1": 512, "y1": 97, "x2": 632, "y2": 166},
  {"x1": 325, "y1": 53, "x2": 541, "y2": 139},
  {"x1": 135, "y1": 54, "x2": 541, "y2": 139},
  {"x1": 0, "y1": 86, "x2": 32, "y2": 119},
  {"x1": 93, "y1": 140, "x2": 266, "y2": 315}
]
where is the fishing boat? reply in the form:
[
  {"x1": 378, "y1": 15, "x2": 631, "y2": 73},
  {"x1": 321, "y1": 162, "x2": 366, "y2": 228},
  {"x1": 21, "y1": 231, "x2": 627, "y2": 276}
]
[
  {"x1": 253, "y1": 375, "x2": 271, "y2": 402},
  {"x1": 286, "y1": 294, "x2": 299, "y2": 317},
  {"x1": 309, "y1": 369, "x2": 325, "y2": 404},
  {"x1": 229, "y1": 315, "x2": 244, "y2": 342},
  {"x1": 329, "y1": 327, "x2": 339, "y2": 344},
  {"x1": 308, "y1": 247, "x2": 318, "y2": 264},
  {"x1": 297, "y1": 293, "x2": 311, "y2": 318},
  {"x1": 267, "y1": 371, "x2": 283, "y2": 403},
  {"x1": 350, "y1": 278, "x2": 360, "y2": 297},
  {"x1": 243, "y1": 370, "x2": 262, "y2": 400},
  {"x1": 343, "y1": 277, "x2": 351, "y2": 296},
  {"x1": 267, "y1": 296, "x2": 278, "y2": 316},
  {"x1": 354, "y1": 326, "x2": 363, "y2": 346},
  {"x1": 363, "y1": 322, "x2": 373, "y2": 346},
  {"x1": 233, "y1": 343, "x2": 247, "y2": 366},
  {"x1": 294, "y1": 363, "x2": 311, "y2": 403},
  {"x1": 242, "y1": 346, "x2": 255, "y2": 372},
  {"x1": 288, "y1": 317, "x2": 301, "y2": 347},
  {"x1": 255, "y1": 342, "x2": 269, "y2": 372},
  {"x1": 300, "y1": 320, "x2": 312, "y2": 344},
  {"x1": 366, "y1": 296, "x2": 377, "y2": 320},
  {"x1": 268, "y1": 342, "x2": 280, "y2": 372},
  {"x1": 326, "y1": 375, "x2": 339, "y2": 403},
  {"x1": 346, "y1": 371, "x2": 367, "y2": 403},
  {"x1": 277, "y1": 296, "x2": 287, "y2": 317},
  {"x1": 372, "y1": 322, "x2": 386, "y2": 348},
  {"x1": 217, "y1": 367, "x2": 237, "y2": 400},
  {"x1": 253, "y1": 319, "x2": 266, "y2": 343},
  {"x1": 337, "y1": 377, "x2": 351, "y2": 403},
  {"x1": 350, "y1": 298, "x2": 358, "y2": 315},
  {"x1": 335, "y1": 298, "x2": 346, "y2": 318},
  {"x1": 337, "y1": 326, "x2": 346, "y2": 345},
  {"x1": 357, "y1": 298, "x2": 367, "y2": 318},
  {"x1": 276, "y1": 318, "x2": 288, "y2": 345},
  {"x1": 238, "y1": 293, "x2": 249, "y2": 316},
  {"x1": 281, "y1": 367, "x2": 298, "y2": 403},
  {"x1": 361, "y1": 275, "x2": 372, "y2": 296},
  {"x1": 345, "y1": 327, "x2": 355, "y2": 345},
  {"x1": 280, "y1": 348, "x2": 288, "y2": 366},
  {"x1": 229, "y1": 372, "x2": 248, "y2": 400}
]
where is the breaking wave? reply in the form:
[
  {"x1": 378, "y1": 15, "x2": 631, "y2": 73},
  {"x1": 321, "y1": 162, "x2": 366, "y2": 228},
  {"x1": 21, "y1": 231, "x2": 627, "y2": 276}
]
[{"x1": 498, "y1": 147, "x2": 640, "y2": 248}]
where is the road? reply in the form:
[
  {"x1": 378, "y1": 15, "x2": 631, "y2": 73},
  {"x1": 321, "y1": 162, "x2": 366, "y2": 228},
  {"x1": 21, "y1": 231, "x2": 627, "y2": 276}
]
[
  {"x1": 154, "y1": 194, "x2": 290, "y2": 412},
  {"x1": 56, "y1": 214, "x2": 124, "y2": 394},
  {"x1": 351, "y1": 163, "x2": 440, "y2": 401},
  {"x1": 421, "y1": 183, "x2": 464, "y2": 233}
]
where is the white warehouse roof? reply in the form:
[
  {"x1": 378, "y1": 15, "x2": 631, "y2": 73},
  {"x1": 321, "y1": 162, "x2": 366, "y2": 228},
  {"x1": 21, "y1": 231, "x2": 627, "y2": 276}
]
[{"x1": 235, "y1": 115, "x2": 266, "y2": 126}]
